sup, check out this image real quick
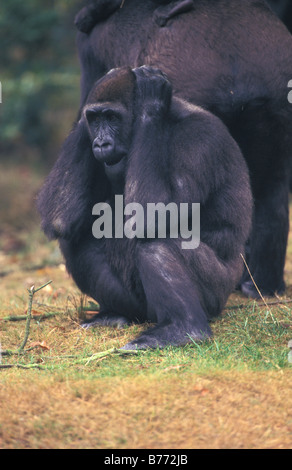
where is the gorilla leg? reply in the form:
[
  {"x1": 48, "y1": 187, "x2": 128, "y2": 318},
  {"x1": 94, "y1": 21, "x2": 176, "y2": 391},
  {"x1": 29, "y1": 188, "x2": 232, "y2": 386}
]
[
  {"x1": 122, "y1": 241, "x2": 212, "y2": 350},
  {"x1": 60, "y1": 237, "x2": 145, "y2": 327},
  {"x1": 229, "y1": 99, "x2": 290, "y2": 297},
  {"x1": 241, "y1": 177, "x2": 289, "y2": 297}
]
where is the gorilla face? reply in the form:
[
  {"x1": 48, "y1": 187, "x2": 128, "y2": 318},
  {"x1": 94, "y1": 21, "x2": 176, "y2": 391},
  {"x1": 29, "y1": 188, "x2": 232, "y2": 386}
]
[
  {"x1": 85, "y1": 103, "x2": 130, "y2": 165},
  {"x1": 83, "y1": 67, "x2": 135, "y2": 185}
]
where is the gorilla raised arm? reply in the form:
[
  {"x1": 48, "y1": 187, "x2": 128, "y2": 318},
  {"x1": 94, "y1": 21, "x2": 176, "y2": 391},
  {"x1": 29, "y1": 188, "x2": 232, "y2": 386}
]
[{"x1": 38, "y1": 66, "x2": 252, "y2": 349}]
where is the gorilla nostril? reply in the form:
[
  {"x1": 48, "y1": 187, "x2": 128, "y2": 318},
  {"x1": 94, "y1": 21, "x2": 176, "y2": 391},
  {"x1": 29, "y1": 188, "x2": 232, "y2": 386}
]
[
  {"x1": 92, "y1": 139, "x2": 114, "y2": 160},
  {"x1": 101, "y1": 142, "x2": 112, "y2": 150},
  {"x1": 92, "y1": 137, "x2": 116, "y2": 165},
  {"x1": 93, "y1": 138, "x2": 114, "y2": 157}
]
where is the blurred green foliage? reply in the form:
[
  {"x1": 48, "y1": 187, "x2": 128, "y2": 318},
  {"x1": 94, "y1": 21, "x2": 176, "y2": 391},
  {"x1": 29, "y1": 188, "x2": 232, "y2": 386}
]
[{"x1": 0, "y1": 0, "x2": 83, "y2": 165}]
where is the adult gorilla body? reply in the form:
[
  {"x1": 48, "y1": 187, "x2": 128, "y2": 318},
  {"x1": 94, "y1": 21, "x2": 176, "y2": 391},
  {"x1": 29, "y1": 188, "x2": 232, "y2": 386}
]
[
  {"x1": 75, "y1": 0, "x2": 292, "y2": 298},
  {"x1": 38, "y1": 66, "x2": 252, "y2": 349}
]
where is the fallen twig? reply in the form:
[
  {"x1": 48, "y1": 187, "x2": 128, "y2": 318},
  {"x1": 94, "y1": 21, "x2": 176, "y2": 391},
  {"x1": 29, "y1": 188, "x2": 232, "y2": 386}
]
[
  {"x1": 1, "y1": 312, "x2": 59, "y2": 322},
  {"x1": 240, "y1": 253, "x2": 270, "y2": 309},
  {"x1": 81, "y1": 347, "x2": 143, "y2": 365},
  {"x1": 0, "y1": 348, "x2": 142, "y2": 371},
  {"x1": 1, "y1": 344, "x2": 50, "y2": 356},
  {"x1": 0, "y1": 363, "x2": 45, "y2": 370},
  {"x1": 1, "y1": 349, "x2": 19, "y2": 356},
  {"x1": 0, "y1": 281, "x2": 53, "y2": 358},
  {"x1": 78, "y1": 304, "x2": 100, "y2": 313},
  {"x1": 18, "y1": 281, "x2": 52, "y2": 352}
]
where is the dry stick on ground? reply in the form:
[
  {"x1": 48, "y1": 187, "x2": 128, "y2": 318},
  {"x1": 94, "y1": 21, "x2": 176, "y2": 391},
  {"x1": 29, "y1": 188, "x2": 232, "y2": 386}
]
[
  {"x1": 0, "y1": 349, "x2": 142, "y2": 371},
  {"x1": 81, "y1": 348, "x2": 142, "y2": 366},
  {"x1": 239, "y1": 253, "x2": 270, "y2": 308},
  {"x1": 226, "y1": 254, "x2": 286, "y2": 326},
  {"x1": 0, "y1": 280, "x2": 142, "y2": 369},
  {"x1": 224, "y1": 253, "x2": 292, "y2": 312},
  {"x1": 18, "y1": 281, "x2": 52, "y2": 352},
  {"x1": 0, "y1": 364, "x2": 46, "y2": 370},
  {"x1": 1, "y1": 312, "x2": 60, "y2": 322},
  {"x1": 0, "y1": 281, "x2": 53, "y2": 359},
  {"x1": 1, "y1": 298, "x2": 64, "y2": 323}
]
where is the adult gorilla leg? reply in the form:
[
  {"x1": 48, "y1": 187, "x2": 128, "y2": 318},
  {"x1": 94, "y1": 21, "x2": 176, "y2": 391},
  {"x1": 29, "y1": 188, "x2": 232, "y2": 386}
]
[
  {"x1": 60, "y1": 237, "x2": 144, "y2": 327},
  {"x1": 122, "y1": 241, "x2": 212, "y2": 349},
  {"x1": 231, "y1": 100, "x2": 290, "y2": 297},
  {"x1": 241, "y1": 177, "x2": 289, "y2": 297}
]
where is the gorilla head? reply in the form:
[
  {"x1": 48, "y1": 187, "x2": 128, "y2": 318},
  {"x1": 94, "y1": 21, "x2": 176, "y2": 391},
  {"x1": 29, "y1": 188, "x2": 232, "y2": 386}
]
[{"x1": 84, "y1": 68, "x2": 135, "y2": 186}]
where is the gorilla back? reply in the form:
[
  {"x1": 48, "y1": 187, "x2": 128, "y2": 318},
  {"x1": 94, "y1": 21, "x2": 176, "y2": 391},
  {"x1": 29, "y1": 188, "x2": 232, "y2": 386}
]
[
  {"x1": 76, "y1": 0, "x2": 292, "y2": 299},
  {"x1": 38, "y1": 66, "x2": 252, "y2": 349}
]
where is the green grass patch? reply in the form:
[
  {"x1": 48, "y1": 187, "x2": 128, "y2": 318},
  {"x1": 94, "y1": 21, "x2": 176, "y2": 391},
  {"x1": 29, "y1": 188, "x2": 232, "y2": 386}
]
[{"x1": 1, "y1": 288, "x2": 291, "y2": 377}]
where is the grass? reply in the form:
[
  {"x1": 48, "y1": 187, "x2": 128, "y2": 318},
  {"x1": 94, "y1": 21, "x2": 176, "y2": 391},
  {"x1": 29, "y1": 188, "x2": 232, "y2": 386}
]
[
  {"x1": 1, "y1": 289, "x2": 291, "y2": 375},
  {"x1": 0, "y1": 162, "x2": 291, "y2": 449}
]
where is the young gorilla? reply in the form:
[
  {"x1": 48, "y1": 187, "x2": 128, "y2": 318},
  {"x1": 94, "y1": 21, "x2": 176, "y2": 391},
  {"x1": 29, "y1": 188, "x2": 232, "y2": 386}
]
[{"x1": 38, "y1": 66, "x2": 252, "y2": 349}]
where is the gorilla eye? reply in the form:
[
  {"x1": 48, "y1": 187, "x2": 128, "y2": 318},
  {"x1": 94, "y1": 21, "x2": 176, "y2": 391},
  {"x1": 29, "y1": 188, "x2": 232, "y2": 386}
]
[{"x1": 103, "y1": 110, "x2": 120, "y2": 123}]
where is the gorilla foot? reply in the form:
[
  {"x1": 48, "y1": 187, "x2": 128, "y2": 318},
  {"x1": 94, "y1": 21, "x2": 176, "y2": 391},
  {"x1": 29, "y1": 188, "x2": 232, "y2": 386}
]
[
  {"x1": 241, "y1": 280, "x2": 285, "y2": 299},
  {"x1": 121, "y1": 322, "x2": 212, "y2": 350},
  {"x1": 81, "y1": 311, "x2": 131, "y2": 329}
]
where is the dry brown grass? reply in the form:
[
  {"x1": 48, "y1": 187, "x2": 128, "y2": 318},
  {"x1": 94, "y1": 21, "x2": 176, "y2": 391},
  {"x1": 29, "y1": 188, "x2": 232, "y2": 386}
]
[{"x1": 1, "y1": 370, "x2": 291, "y2": 449}]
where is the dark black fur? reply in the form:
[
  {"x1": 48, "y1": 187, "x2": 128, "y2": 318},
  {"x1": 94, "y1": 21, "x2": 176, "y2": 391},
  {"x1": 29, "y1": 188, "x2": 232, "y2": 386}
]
[
  {"x1": 38, "y1": 66, "x2": 252, "y2": 349},
  {"x1": 74, "y1": 0, "x2": 122, "y2": 33},
  {"x1": 74, "y1": 0, "x2": 292, "y2": 298},
  {"x1": 266, "y1": 0, "x2": 292, "y2": 32}
]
